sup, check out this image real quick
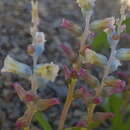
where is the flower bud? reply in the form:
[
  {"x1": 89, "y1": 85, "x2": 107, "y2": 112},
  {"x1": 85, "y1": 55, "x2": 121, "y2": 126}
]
[
  {"x1": 13, "y1": 82, "x2": 38, "y2": 102},
  {"x1": 1, "y1": 55, "x2": 32, "y2": 77},
  {"x1": 76, "y1": 120, "x2": 87, "y2": 127},
  {"x1": 112, "y1": 87, "x2": 125, "y2": 93},
  {"x1": 116, "y1": 71, "x2": 129, "y2": 79},
  {"x1": 79, "y1": 68, "x2": 100, "y2": 87},
  {"x1": 27, "y1": 44, "x2": 35, "y2": 56},
  {"x1": 79, "y1": 44, "x2": 92, "y2": 56},
  {"x1": 92, "y1": 97, "x2": 103, "y2": 104},
  {"x1": 104, "y1": 77, "x2": 126, "y2": 88},
  {"x1": 70, "y1": 69, "x2": 79, "y2": 79},
  {"x1": 60, "y1": 44, "x2": 76, "y2": 62},
  {"x1": 75, "y1": 86, "x2": 93, "y2": 104},
  {"x1": 16, "y1": 108, "x2": 35, "y2": 129},
  {"x1": 31, "y1": 0, "x2": 39, "y2": 26},
  {"x1": 116, "y1": 48, "x2": 130, "y2": 61},
  {"x1": 25, "y1": 93, "x2": 38, "y2": 102},
  {"x1": 94, "y1": 112, "x2": 114, "y2": 121},
  {"x1": 37, "y1": 98, "x2": 60, "y2": 111},
  {"x1": 81, "y1": 48, "x2": 107, "y2": 67},
  {"x1": 16, "y1": 120, "x2": 26, "y2": 128},
  {"x1": 91, "y1": 17, "x2": 115, "y2": 31},
  {"x1": 61, "y1": 18, "x2": 82, "y2": 36}
]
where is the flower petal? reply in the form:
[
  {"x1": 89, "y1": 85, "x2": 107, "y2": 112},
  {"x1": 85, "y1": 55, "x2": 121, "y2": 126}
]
[
  {"x1": 116, "y1": 48, "x2": 130, "y2": 61},
  {"x1": 1, "y1": 55, "x2": 32, "y2": 77},
  {"x1": 35, "y1": 63, "x2": 59, "y2": 82},
  {"x1": 91, "y1": 17, "x2": 115, "y2": 31},
  {"x1": 36, "y1": 98, "x2": 60, "y2": 111},
  {"x1": 61, "y1": 18, "x2": 82, "y2": 36},
  {"x1": 104, "y1": 76, "x2": 126, "y2": 88},
  {"x1": 13, "y1": 82, "x2": 38, "y2": 102},
  {"x1": 16, "y1": 107, "x2": 36, "y2": 128},
  {"x1": 81, "y1": 48, "x2": 107, "y2": 67},
  {"x1": 79, "y1": 68, "x2": 100, "y2": 87}
]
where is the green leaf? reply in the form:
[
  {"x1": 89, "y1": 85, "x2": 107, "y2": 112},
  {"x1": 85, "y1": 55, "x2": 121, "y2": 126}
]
[
  {"x1": 35, "y1": 112, "x2": 52, "y2": 130},
  {"x1": 92, "y1": 31, "x2": 109, "y2": 52},
  {"x1": 103, "y1": 94, "x2": 130, "y2": 130},
  {"x1": 123, "y1": 18, "x2": 130, "y2": 34},
  {"x1": 103, "y1": 95, "x2": 124, "y2": 130},
  {"x1": 64, "y1": 127, "x2": 87, "y2": 130}
]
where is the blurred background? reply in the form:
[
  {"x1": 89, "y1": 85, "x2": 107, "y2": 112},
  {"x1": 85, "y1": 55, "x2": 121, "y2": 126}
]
[{"x1": 0, "y1": 0, "x2": 129, "y2": 130}]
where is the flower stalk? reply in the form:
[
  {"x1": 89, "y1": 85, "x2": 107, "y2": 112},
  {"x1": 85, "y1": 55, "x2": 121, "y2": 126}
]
[
  {"x1": 86, "y1": 5, "x2": 127, "y2": 129},
  {"x1": 58, "y1": 79, "x2": 77, "y2": 130}
]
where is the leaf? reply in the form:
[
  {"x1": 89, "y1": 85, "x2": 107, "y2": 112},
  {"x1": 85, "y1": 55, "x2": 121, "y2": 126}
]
[
  {"x1": 123, "y1": 18, "x2": 130, "y2": 34},
  {"x1": 35, "y1": 112, "x2": 52, "y2": 130},
  {"x1": 103, "y1": 94, "x2": 130, "y2": 130},
  {"x1": 103, "y1": 95, "x2": 124, "y2": 130},
  {"x1": 64, "y1": 127, "x2": 87, "y2": 130},
  {"x1": 92, "y1": 31, "x2": 109, "y2": 52}
]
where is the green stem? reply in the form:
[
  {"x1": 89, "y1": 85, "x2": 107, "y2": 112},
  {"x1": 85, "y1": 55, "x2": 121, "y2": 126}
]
[
  {"x1": 87, "y1": 104, "x2": 96, "y2": 130},
  {"x1": 58, "y1": 79, "x2": 77, "y2": 130},
  {"x1": 35, "y1": 112, "x2": 52, "y2": 130}
]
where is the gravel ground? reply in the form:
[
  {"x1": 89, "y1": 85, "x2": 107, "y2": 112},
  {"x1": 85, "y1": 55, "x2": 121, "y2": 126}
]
[{"x1": 0, "y1": 0, "x2": 126, "y2": 130}]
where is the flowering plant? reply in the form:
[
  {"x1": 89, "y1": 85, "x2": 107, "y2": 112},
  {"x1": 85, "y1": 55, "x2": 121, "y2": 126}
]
[
  {"x1": 1, "y1": 1, "x2": 59, "y2": 130},
  {"x1": 1, "y1": 0, "x2": 130, "y2": 130}
]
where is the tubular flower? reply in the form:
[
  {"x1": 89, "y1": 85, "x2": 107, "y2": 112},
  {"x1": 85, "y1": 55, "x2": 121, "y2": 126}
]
[
  {"x1": 34, "y1": 32, "x2": 46, "y2": 57},
  {"x1": 60, "y1": 44, "x2": 76, "y2": 62},
  {"x1": 14, "y1": 83, "x2": 60, "y2": 129},
  {"x1": 104, "y1": 76, "x2": 126, "y2": 88},
  {"x1": 1, "y1": 55, "x2": 32, "y2": 77},
  {"x1": 116, "y1": 48, "x2": 130, "y2": 61},
  {"x1": 81, "y1": 48, "x2": 107, "y2": 67},
  {"x1": 35, "y1": 63, "x2": 59, "y2": 82},
  {"x1": 16, "y1": 98, "x2": 60, "y2": 129},
  {"x1": 28, "y1": 32, "x2": 46, "y2": 57},
  {"x1": 91, "y1": 17, "x2": 115, "y2": 31},
  {"x1": 76, "y1": 86, "x2": 92, "y2": 103},
  {"x1": 61, "y1": 18, "x2": 82, "y2": 36},
  {"x1": 79, "y1": 68, "x2": 100, "y2": 87},
  {"x1": 13, "y1": 83, "x2": 38, "y2": 103},
  {"x1": 94, "y1": 112, "x2": 114, "y2": 121}
]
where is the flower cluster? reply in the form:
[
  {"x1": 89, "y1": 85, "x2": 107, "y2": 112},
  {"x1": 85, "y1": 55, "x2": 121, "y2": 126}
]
[
  {"x1": 1, "y1": 1, "x2": 59, "y2": 129},
  {"x1": 1, "y1": 0, "x2": 130, "y2": 130},
  {"x1": 58, "y1": 1, "x2": 129, "y2": 130}
]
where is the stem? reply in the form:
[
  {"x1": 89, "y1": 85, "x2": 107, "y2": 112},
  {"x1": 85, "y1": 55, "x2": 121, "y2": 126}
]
[
  {"x1": 97, "y1": 43, "x2": 117, "y2": 96},
  {"x1": 87, "y1": 104, "x2": 96, "y2": 130},
  {"x1": 24, "y1": 127, "x2": 30, "y2": 130},
  {"x1": 31, "y1": 55, "x2": 38, "y2": 93},
  {"x1": 80, "y1": 11, "x2": 92, "y2": 46},
  {"x1": 86, "y1": 29, "x2": 120, "y2": 128},
  {"x1": 58, "y1": 79, "x2": 77, "y2": 130}
]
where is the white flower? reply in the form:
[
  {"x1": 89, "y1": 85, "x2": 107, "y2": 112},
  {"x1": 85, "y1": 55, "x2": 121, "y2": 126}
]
[
  {"x1": 1, "y1": 55, "x2": 32, "y2": 76},
  {"x1": 35, "y1": 63, "x2": 59, "y2": 82},
  {"x1": 82, "y1": 48, "x2": 107, "y2": 67}
]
